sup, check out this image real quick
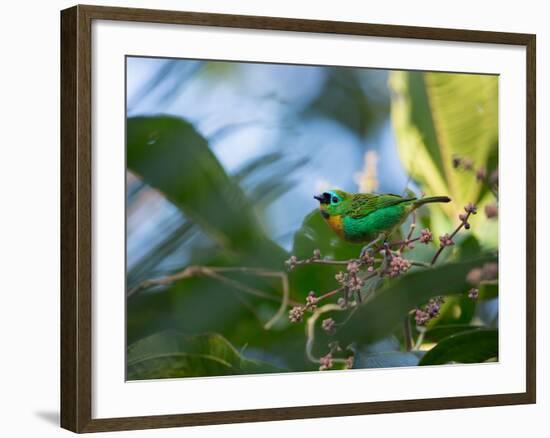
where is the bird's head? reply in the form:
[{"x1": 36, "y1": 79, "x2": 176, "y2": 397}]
[{"x1": 314, "y1": 189, "x2": 350, "y2": 217}]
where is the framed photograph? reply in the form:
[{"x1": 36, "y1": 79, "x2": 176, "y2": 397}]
[{"x1": 60, "y1": 4, "x2": 536, "y2": 433}]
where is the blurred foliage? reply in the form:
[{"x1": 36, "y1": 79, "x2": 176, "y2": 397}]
[
  {"x1": 127, "y1": 330, "x2": 283, "y2": 380},
  {"x1": 304, "y1": 68, "x2": 389, "y2": 137},
  {"x1": 390, "y1": 71, "x2": 498, "y2": 237},
  {"x1": 126, "y1": 61, "x2": 499, "y2": 380},
  {"x1": 127, "y1": 116, "x2": 285, "y2": 264},
  {"x1": 419, "y1": 329, "x2": 498, "y2": 365}
]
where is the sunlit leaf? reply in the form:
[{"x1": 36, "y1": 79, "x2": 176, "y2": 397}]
[
  {"x1": 423, "y1": 324, "x2": 484, "y2": 343},
  {"x1": 419, "y1": 329, "x2": 498, "y2": 365},
  {"x1": 390, "y1": 71, "x2": 498, "y2": 221}
]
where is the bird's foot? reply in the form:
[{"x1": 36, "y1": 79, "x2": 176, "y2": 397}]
[
  {"x1": 359, "y1": 235, "x2": 384, "y2": 260},
  {"x1": 359, "y1": 245, "x2": 373, "y2": 260}
]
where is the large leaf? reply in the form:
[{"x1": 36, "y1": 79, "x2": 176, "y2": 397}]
[
  {"x1": 127, "y1": 330, "x2": 282, "y2": 380},
  {"x1": 419, "y1": 329, "x2": 498, "y2": 365},
  {"x1": 336, "y1": 255, "x2": 497, "y2": 346},
  {"x1": 127, "y1": 116, "x2": 285, "y2": 263},
  {"x1": 390, "y1": 71, "x2": 498, "y2": 219}
]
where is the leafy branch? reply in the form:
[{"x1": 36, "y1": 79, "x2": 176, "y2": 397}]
[{"x1": 284, "y1": 200, "x2": 485, "y2": 367}]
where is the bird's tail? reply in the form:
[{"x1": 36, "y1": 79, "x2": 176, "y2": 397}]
[{"x1": 413, "y1": 196, "x2": 451, "y2": 208}]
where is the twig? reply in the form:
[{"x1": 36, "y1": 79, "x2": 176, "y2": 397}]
[
  {"x1": 205, "y1": 269, "x2": 290, "y2": 330},
  {"x1": 317, "y1": 287, "x2": 345, "y2": 302},
  {"x1": 400, "y1": 210, "x2": 417, "y2": 252},
  {"x1": 404, "y1": 315, "x2": 413, "y2": 352},
  {"x1": 129, "y1": 265, "x2": 296, "y2": 330},
  {"x1": 305, "y1": 303, "x2": 347, "y2": 365},
  {"x1": 431, "y1": 209, "x2": 474, "y2": 266},
  {"x1": 414, "y1": 327, "x2": 426, "y2": 350},
  {"x1": 294, "y1": 258, "x2": 353, "y2": 267}
]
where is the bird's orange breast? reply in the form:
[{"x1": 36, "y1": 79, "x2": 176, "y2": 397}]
[{"x1": 325, "y1": 214, "x2": 344, "y2": 238}]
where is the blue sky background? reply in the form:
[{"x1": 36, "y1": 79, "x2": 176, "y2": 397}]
[{"x1": 126, "y1": 57, "x2": 411, "y2": 272}]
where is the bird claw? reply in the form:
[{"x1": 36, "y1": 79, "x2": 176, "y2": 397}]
[
  {"x1": 359, "y1": 235, "x2": 384, "y2": 260},
  {"x1": 359, "y1": 245, "x2": 373, "y2": 259}
]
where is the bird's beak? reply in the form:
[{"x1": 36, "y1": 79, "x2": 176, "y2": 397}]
[{"x1": 314, "y1": 193, "x2": 330, "y2": 204}]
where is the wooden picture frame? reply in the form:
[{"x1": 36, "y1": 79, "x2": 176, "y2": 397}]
[{"x1": 61, "y1": 4, "x2": 536, "y2": 433}]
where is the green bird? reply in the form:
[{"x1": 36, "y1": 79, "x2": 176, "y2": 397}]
[{"x1": 314, "y1": 190, "x2": 451, "y2": 246}]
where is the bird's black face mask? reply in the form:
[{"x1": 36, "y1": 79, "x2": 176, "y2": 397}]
[{"x1": 314, "y1": 192, "x2": 331, "y2": 205}]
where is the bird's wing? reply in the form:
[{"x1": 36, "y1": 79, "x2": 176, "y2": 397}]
[{"x1": 348, "y1": 194, "x2": 416, "y2": 219}]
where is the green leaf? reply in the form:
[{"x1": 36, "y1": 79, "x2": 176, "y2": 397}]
[
  {"x1": 127, "y1": 330, "x2": 282, "y2": 380},
  {"x1": 390, "y1": 71, "x2": 498, "y2": 220},
  {"x1": 354, "y1": 351, "x2": 419, "y2": 369},
  {"x1": 478, "y1": 283, "x2": 499, "y2": 300},
  {"x1": 127, "y1": 116, "x2": 285, "y2": 262},
  {"x1": 423, "y1": 324, "x2": 484, "y2": 343},
  {"x1": 419, "y1": 329, "x2": 498, "y2": 365},
  {"x1": 457, "y1": 234, "x2": 482, "y2": 261},
  {"x1": 336, "y1": 255, "x2": 497, "y2": 346}
]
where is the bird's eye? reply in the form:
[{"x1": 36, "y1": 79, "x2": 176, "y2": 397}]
[{"x1": 332, "y1": 196, "x2": 339, "y2": 204}]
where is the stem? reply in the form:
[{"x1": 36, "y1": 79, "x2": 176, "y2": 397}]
[
  {"x1": 430, "y1": 245, "x2": 447, "y2": 266},
  {"x1": 305, "y1": 304, "x2": 347, "y2": 365},
  {"x1": 414, "y1": 329, "x2": 426, "y2": 350},
  {"x1": 400, "y1": 211, "x2": 417, "y2": 252},
  {"x1": 295, "y1": 258, "x2": 353, "y2": 267},
  {"x1": 317, "y1": 287, "x2": 345, "y2": 302},
  {"x1": 403, "y1": 315, "x2": 413, "y2": 352},
  {"x1": 430, "y1": 210, "x2": 473, "y2": 266}
]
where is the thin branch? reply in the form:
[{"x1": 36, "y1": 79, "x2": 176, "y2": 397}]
[
  {"x1": 404, "y1": 315, "x2": 413, "y2": 352},
  {"x1": 294, "y1": 258, "x2": 353, "y2": 267},
  {"x1": 128, "y1": 265, "x2": 297, "y2": 330},
  {"x1": 430, "y1": 245, "x2": 447, "y2": 266},
  {"x1": 400, "y1": 210, "x2": 417, "y2": 252},
  {"x1": 317, "y1": 287, "x2": 345, "y2": 302},
  {"x1": 414, "y1": 327, "x2": 426, "y2": 350},
  {"x1": 305, "y1": 303, "x2": 347, "y2": 365},
  {"x1": 431, "y1": 209, "x2": 473, "y2": 266},
  {"x1": 201, "y1": 266, "x2": 292, "y2": 328}
]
